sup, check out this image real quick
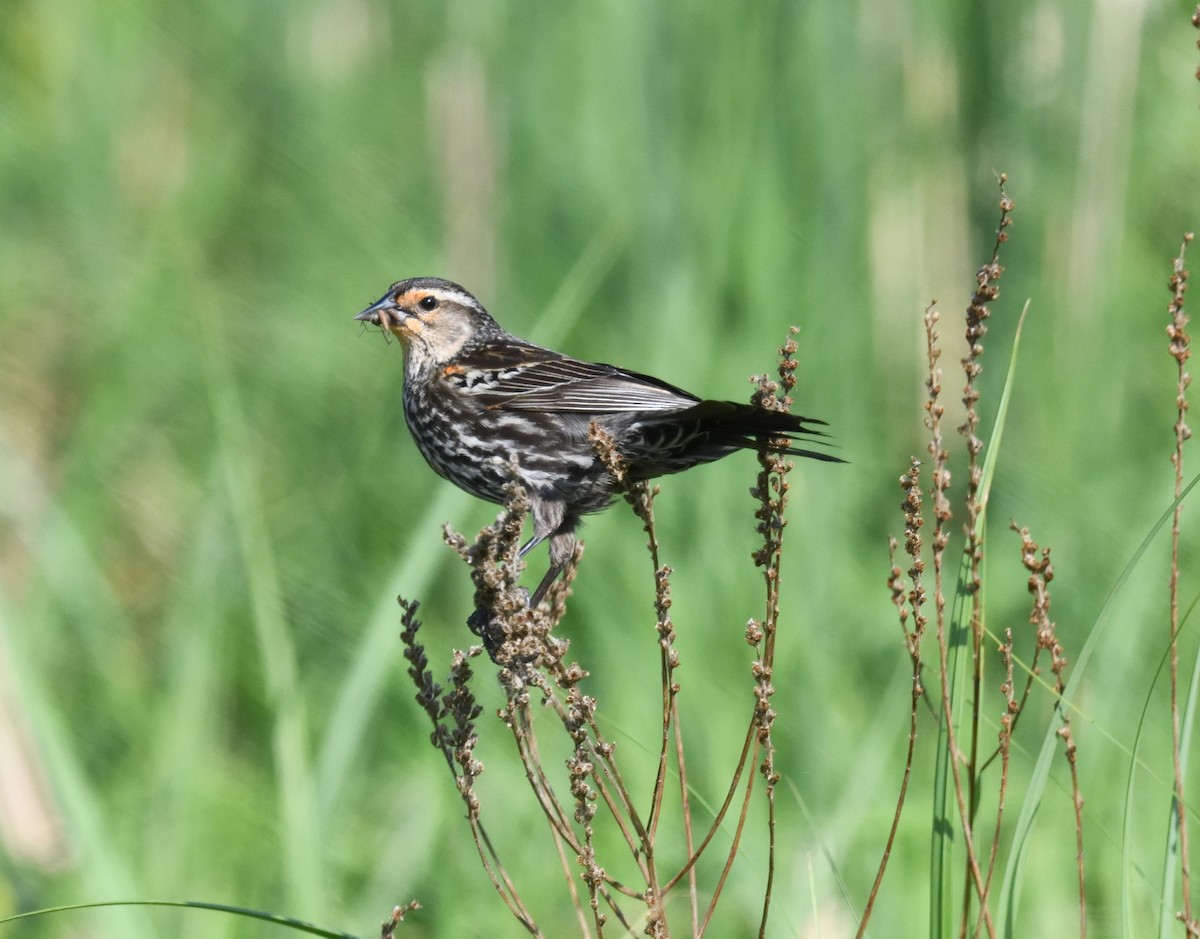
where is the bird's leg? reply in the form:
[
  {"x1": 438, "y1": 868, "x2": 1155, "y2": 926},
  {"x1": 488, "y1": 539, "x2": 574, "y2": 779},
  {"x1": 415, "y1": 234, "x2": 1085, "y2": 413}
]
[
  {"x1": 516, "y1": 533, "x2": 544, "y2": 560},
  {"x1": 519, "y1": 499, "x2": 570, "y2": 611},
  {"x1": 527, "y1": 561, "x2": 565, "y2": 611},
  {"x1": 528, "y1": 528, "x2": 578, "y2": 611},
  {"x1": 509, "y1": 531, "x2": 546, "y2": 606}
]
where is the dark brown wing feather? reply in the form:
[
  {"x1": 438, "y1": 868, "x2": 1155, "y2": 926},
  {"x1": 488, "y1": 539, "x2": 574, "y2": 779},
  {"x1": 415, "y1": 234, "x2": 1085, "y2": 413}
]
[
  {"x1": 456, "y1": 342, "x2": 702, "y2": 413},
  {"x1": 454, "y1": 341, "x2": 843, "y2": 463}
]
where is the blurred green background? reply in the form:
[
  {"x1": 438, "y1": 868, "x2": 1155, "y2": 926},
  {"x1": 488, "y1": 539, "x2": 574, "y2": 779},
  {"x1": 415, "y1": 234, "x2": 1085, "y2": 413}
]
[{"x1": 1, "y1": 1, "x2": 1198, "y2": 936}]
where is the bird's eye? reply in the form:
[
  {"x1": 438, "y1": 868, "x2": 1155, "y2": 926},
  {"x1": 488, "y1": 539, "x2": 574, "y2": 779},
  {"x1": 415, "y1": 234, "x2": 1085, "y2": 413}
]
[{"x1": 418, "y1": 295, "x2": 439, "y2": 311}]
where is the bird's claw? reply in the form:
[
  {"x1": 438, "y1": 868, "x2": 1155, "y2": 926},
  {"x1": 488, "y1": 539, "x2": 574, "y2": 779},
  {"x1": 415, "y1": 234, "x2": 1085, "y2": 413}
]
[{"x1": 468, "y1": 587, "x2": 534, "y2": 661}]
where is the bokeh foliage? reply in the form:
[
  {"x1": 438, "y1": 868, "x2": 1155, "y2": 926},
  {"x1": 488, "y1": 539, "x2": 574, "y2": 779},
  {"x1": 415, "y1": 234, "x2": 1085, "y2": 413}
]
[{"x1": 1, "y1": 1, "x2": 1198, "y2": 936}]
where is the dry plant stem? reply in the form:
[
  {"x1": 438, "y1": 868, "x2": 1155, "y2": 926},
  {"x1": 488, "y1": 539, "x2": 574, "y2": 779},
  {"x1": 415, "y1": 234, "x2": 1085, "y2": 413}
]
[
  {"x1": 562, "y1": 690, "x2": 608, "y2": 936},
  {"x1": 973, "y1": 628, "x2": 1017, "y2": 939},
  {"x1": 672, "y1": 699, "x2": 700, "y2": 935},
  {"x1": 924, "y1": 301, "x2": 953, "y2": 612},
  {"x1": 592, "y1": 420, "x2": 763, "y2": 933},
  {"x1": 858, "y1": 460, "x2": 928, "y2": 938},
  {"x1": 585, "y1": 428, "x2": 672, "y2": 911},
  {"x1": 546, "y1": 823, "x2": 597, "y2": 939},
  {"x1": 947, "y1": 179, "x2": 1012, "y2": 939},
  {"x1": 543, "y1": 699, "x2": 653, "y2": 897},
  {"x1": 507, "y1": 700, "x2": 589, "y2": 864},
  {"x1": 1195, "y1": 7, "x2": 1200, "y2": 82},
  {"x1": 379, "y1": 900, "x2": 422, "y2": 939},
  {"x1": 575, "y1": 454, "x2": 679, "y2": 851},
  {"x1": 507, "y1": 700, "x2": 640, "y2": 932},
  {"x1": 862, "y1": 299, "x2": 952, "y2": 936},
  {"x1": 446, "y1": 484, "x2": 656, "y2": 930},
  {"x1": 922, "y1": 298, "x2": 955, "y2": 734},
  {"x1": 626, "y1": 480, "x2": 684, "y2": 857},
  {"x1": 399, "y1": 600, "x2": 545, "y2": 936},
  {"x1": 511, "y1": 680, "x2": 650, "y2": 900},
  {"x1": 661, "y1": 727, "x2": 758, "y2": 893},
  {"x1": 920, "y1": 293, "x2": 992, "y2": 938},
  {"x1": 1012, "y1": 523, "x2": 1086, "y2": 937},
  {"x1": 526, "y1": 676, "x2": 651, "y2": 881},
  {"x1": 651, "y1": 560, "x2": 682, "y2": 858},
  {"x1": 745, "y1": 331, "x2": 802, "y2": 938},
  {"x1": 979, "y1": 627, "x2": 1046, "y2": 777},
  {"x1": 698, "y1": 744, "x2": 764, "y2": 937},
  {"x1": 668, "y1": 334, "x2": 800, "y2": 930},
  {"x1": 503, "y1": 518, "x2": 646, "y2": 866},
  {"x1": 1167, "y1": 232, "x2": 1195, "y2": 934}
]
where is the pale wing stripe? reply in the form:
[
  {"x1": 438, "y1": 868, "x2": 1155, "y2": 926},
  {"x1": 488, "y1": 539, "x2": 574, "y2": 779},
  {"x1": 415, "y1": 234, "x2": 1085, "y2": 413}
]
[
  {"x1": 498, "y1": 386, "x2": 688, "y2": 412},
  {"x1": 472, "y1": 358, "x2": 697, "y2": 413}
]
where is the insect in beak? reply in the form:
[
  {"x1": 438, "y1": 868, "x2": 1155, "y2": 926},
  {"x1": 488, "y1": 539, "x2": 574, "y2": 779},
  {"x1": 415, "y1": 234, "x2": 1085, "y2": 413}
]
[{"x1": 355, "y1": 294, "x2": 401, "y2": 342}]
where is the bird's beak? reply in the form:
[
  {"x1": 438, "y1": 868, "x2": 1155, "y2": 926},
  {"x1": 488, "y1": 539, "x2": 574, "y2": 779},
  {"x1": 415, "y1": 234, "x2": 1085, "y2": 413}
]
[{"x1": 354, "y1": 294, "x2": 401, "y2": 328}]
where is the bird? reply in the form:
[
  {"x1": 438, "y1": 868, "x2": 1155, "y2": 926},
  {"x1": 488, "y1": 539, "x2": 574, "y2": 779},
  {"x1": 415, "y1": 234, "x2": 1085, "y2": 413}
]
[{"x1": 355, "y1": 276, "x2": 840, "y2": 624}]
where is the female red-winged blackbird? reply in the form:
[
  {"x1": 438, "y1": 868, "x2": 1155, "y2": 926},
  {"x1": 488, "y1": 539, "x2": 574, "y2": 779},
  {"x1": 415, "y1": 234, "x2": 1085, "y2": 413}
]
[{"x1": 356, "y1": 277, "x2": 840, "y2": 614}]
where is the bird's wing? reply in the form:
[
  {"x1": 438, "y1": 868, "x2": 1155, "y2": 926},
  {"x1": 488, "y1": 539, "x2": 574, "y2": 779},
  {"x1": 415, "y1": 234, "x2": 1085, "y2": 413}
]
[{"x1": 449, "y1": 343, "x2": 700, "y2": 413}]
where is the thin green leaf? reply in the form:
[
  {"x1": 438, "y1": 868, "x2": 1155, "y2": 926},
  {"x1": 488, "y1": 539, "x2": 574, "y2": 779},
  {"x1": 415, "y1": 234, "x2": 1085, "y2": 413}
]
[
  {"x1": 1156, "y1": 590, "x2": 1200, "y2": 937},
  {"x1": 1000, "y1": 472, "x2": 1200, "y2": 936},
  {"x1": 0, "y1": 899, "x2": 363, "y2": 938}
]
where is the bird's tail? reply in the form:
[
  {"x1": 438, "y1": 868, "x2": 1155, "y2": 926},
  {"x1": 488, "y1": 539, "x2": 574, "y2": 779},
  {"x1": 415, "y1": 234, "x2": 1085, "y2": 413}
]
[{"x1": 648, "y1": 400, "x2": 846, "y2": 465}]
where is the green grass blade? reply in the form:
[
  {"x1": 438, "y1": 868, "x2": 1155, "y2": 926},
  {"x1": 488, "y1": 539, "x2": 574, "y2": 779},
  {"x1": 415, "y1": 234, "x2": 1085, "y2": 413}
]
[
  {"x1": 978, "y1": 301, "x2": 1029, "y2": 507},
  {"x1": 1000, "y1": 472, "x2": 1200, "y2": 936},
  {"x1": 1156, "y1": 590, "x2": 1200, "y2": 937},
  {"x1": 0, "y1": 899, "x2": 363, "y2": 938}
]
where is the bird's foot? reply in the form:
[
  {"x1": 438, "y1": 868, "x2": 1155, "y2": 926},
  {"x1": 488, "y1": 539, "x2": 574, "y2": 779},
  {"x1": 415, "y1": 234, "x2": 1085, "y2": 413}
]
[
  {"x1": 468, "y1": 588, "x2": 532, "y2": 662},
  {"x1": 467, "y1": 607, "x2": 504, "y2": 661},
  {"x1": 466, "y1": 606, "x2": 489, "y2": 637}
]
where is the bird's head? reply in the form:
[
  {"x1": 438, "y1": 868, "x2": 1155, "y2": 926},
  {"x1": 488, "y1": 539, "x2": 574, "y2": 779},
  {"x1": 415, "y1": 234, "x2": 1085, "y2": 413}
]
[{"x1": 355, "y1": 277, "x2": 498, "y2": 368}]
